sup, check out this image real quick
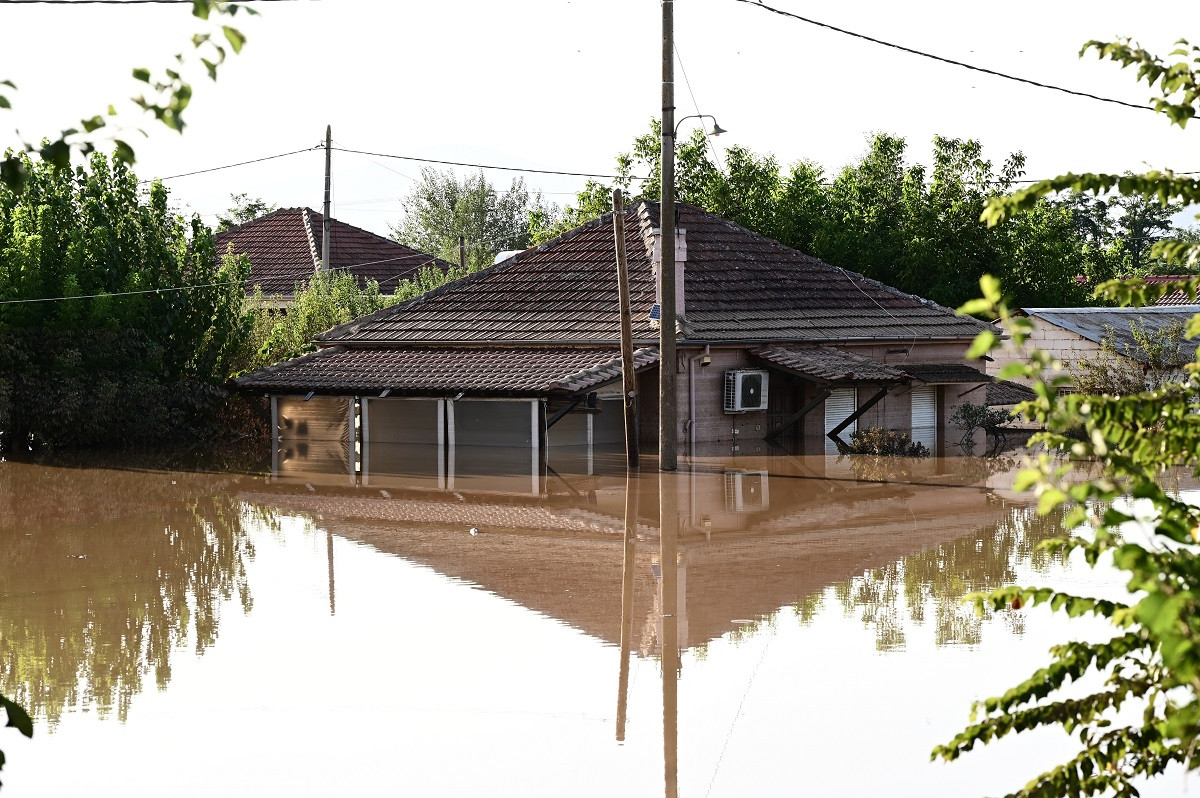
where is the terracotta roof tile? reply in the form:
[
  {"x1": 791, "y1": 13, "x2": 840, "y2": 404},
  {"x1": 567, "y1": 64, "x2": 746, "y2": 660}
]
[
  {"x1": 750, "y1": 345, "x2": 907, "y2": 383},
  {"x1": 216, "y1": 208, "x2": 452, "y2": 295},
  {"x1": 315, "y1": 201, "x2": 987, "y2": 346},
  {"x1": 900, "y1": 363, "x2": 990, "y2": 384},
  {"x1": 234, "y1": 345, "x2": 660, "y2": 396},
  {"x1": 986, "y1": 379, "x2": 1036, "y2": 406}
]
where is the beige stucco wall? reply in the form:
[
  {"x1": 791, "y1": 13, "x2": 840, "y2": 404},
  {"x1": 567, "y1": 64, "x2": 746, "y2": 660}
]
[{"x1": 657, "y1": 342, "x2": 987, "y2": 453}]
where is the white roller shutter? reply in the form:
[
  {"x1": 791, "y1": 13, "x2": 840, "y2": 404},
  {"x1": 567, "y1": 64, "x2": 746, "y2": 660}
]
[
  {"x1": 824, "y1": 388, "x2": 858, "y2": 455},
  {"x1": 911, "y1": 386, "x2": 937, "y2": 452}
]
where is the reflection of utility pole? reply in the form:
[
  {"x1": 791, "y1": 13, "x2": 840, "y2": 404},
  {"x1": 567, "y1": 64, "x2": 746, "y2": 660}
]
[
  {"x1": 327, "y1": 528, "x2": 336, "y2": 616},
  {"x1": 616, "y1": 471, "x2": 640, "y2": 741},
  {"x1": 612, "y1": 189, "x2": 640, "y2": 469},
  {"x1": 659, "y1": 471, "x2": 679, "y2": 798},
  {"x1": 659, "y1": 0, "x2": 678, "y2": 471}
]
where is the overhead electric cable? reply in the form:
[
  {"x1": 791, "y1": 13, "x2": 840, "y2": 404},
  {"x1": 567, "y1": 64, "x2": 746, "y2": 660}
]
[
  {"x1": 0, "y1": 252, "x2": 445, "y2": 305},
  {"x1": 733, "y1": 0, "x2": 1153, "y2": 113},
  {"x1": 674, "y1": 43, "x2": 725, "y2": 172},
  {"x1": 0, "y1": 0, "x2": 310, "y2": 4},
  {"x1": 141, "y1": 147, "x2": 319, "y2": 184},
  {"x1": 330, "y1": 146, "x2": 651, "y2": 181}
]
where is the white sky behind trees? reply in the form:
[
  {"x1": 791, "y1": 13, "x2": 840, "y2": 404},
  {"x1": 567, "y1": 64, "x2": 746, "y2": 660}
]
[{"x1": 4, "y1": 0, "x2": 1200, "y2": 237}]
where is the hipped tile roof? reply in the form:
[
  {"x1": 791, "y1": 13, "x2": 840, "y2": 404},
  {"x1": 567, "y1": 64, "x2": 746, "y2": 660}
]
[
  {"x1": 750, "y1": 345, "x2": 908, "y2": 383},
  {"x1": 216, "y1": 207, "x2": 451, "y2": 295},
  {"x1": 1144, "y1": 275, "x2": 1200, "y2": 307},
  {"x1": 234, "y1": 345, "x2": 660, "y2": 396},
  {"x1": 315, "y1": 201, "x2": 987, "y2": 346}
]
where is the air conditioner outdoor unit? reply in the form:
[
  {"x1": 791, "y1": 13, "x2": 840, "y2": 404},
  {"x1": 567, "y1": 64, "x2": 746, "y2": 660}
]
[{"x1": 724, "y1": 369, "x2": 769, "y2": 413}]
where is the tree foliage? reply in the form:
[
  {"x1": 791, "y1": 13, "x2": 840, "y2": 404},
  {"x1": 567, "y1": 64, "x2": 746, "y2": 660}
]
[
  {"x1": 538, "y1": 122, "x2": 1200, "y2": 309},
  {"x1": 390, "y1": 168, "x2": 549, "y2": 270},
  {"x1": 216, "y1": 193, "x2": 277, "y2": 231},
  {"x1": 233, "y1": 263, "x2": 468, "y2": 375},
  {"x1": 930, "y1": 37, "x2": 1200, "y2": 797},
  {"x1": 938, "y1": 270, "x2": 1200, "y2": 795},
  {"x1": 0, "y1": 152, "x2": 250, "y2": 449},
  {"x1": 0, "y1": 1, "x2": 253, "y2": 189}
]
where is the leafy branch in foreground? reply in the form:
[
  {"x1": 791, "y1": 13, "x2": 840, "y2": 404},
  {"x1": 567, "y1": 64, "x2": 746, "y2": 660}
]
[
  {"x1": 0, "y1": 0, "x2": 255, "y2": 189},
  {"x1": 936, "y1": 273, "x2": 1200, "y2": 797},
  {"x1": 0, "y1": 693, "x2": 33, "y2": 787}
]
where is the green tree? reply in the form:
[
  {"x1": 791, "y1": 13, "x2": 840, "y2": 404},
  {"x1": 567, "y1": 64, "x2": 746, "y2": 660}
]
[
  {"x1": 233, "y1": 263, "x2": 469, "y2": 375},
  {"x1": 933, "y1": 35, "x2": 1200, "y2": 787},
  {"x1": 216, "y1": 193, "x2": 277, "y2": 231},
  {"x1": 1, "y1": 1, "x2": 253, "y2": 189},
  {"x1": 1111, "y1": 190, "x2": 1181, "y2": 274},
  {"x1": 534, "y1": 123, "x2": 1106, "y2": 309},
  {"x1": 390, "y1": 168, "x2": 549, "y2": 270},
  {"x1": 0, "y1": 152, "x2": 250, "y2": 449}
]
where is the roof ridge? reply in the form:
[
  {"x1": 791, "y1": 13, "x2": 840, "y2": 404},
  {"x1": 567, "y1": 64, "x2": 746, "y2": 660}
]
[
  {"x1": 315, "y1": 207, "x2": 633, "y2": 343},
  {"x1": 214, "y1": 206, "x2": 316, "y2": 238},
  {"x1": 300, "y1": 208, "x2": 321, "y2": 271}
]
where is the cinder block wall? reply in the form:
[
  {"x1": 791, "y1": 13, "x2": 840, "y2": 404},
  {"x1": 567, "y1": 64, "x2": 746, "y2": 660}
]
[{"x1": 986, "y1": 324, "x2": 1106, "y2": 386}]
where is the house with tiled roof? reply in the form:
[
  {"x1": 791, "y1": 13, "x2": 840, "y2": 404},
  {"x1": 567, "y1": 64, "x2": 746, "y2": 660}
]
[
  {"x1": 235, "y1": 201, "x2": 994, "y2": 473},
  {"x1": 216, "y1": 207, "x2": 452, "y2": 300},
  {"x1": 1144, "y1": 275, "x2": 1200, "y2": 307}
]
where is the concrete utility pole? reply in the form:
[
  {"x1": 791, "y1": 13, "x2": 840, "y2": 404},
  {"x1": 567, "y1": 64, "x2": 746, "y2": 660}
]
[
  {"x1": 612, "y1": 189, "x2": 639, "y2": 469},
  {"x1": 659, "y1": 0, "x2": 678, "y2": 471},
  {"x1": 458, "y1": 234, "x2": 466, "y2": 271},
  {"x1": 322, "y1": 125, "x2": 332, "y2": 272}
]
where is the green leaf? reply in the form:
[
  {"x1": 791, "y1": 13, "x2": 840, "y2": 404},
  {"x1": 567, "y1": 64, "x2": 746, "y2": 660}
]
[
  {"x1": 0, "y1": 155, "x2": 28, "y2": 190},
  {"x1": 957, "y1": 297, "x2": 993, "y2": 317},
  {"x1": 132, "y1": 67, "x2": 151, "y2": 83},
  {"x1": 39, "y1": 139, "x2": 71, "y2": 169},
  {"x1": 1, "y1": 695, "x2": 33, "y2": 738},
  {"x1": 0, "y1": 96, "x2": 10, "y2": 110},
  {"x1": 979, "y1": 274, "x2": 1002, "y2": 303},
  {"x1": 1037, "y1": 487, "x2": 1068, "y2": 515},
  {"x1": 222, "y1": 26, "x2": 246, "y2": 55},
  {"x1": 80, "y1": 115, "x2": 106, "y2": 133},
  {"x1": 113, "y1": 139, "x2": 136, "y2": 165},
  {"x1": 966, "y1": 330, "x2": 998, "y2": 359}
]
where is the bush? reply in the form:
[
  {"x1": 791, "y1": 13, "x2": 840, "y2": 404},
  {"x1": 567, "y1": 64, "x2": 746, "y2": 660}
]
[{"x1": 842, "y1": 427, "x2": 930, "y2": 457}]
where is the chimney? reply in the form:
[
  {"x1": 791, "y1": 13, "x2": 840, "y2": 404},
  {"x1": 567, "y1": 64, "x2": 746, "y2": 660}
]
[{"x1": 651, "y1": 226, "x2": 687, "y2": 318}]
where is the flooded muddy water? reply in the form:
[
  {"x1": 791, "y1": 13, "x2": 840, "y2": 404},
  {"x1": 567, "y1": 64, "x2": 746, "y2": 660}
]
[{"x1": 0, "y1": 452, "x2": 1191, "y2": 796}]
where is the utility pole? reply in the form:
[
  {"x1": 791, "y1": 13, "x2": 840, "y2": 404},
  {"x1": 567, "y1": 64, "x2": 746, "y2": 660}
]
[
  {"x1": 458, "y1": 234, "x2": 466, "y2": 272},
  {"x1": 659, "y1": 0, "x2": 678, "y2": 471},
  {"x1": 322, "y1": 124, "x2": 332, "y2": 272},
  {"x1": 613, "y1": 189, "x2": 639, "y2": 468}
]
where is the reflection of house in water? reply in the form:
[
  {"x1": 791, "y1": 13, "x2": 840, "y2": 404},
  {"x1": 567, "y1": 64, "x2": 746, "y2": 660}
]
[{"x1": 242, "y1": 456, "x2": 1028, "y2": 655}]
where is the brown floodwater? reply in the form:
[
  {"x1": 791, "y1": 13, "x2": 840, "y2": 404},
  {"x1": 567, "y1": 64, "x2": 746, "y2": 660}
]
[{"x1": 0, "y1": 449, "x2": 1192, "y2": 796}]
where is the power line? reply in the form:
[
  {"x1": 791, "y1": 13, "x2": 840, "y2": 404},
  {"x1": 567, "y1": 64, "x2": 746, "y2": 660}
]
[
  {"x1": 0, "y1": 0, "x2": 310, "y2": 4},
  {"x1": 329, "y1": 145, "x2": 651, "y2": 181},
  {"x1": 733, "y1": 0, "x2": 1153, "y2": 113},
  {"x1": 140, "y1": 147, "x2": 318, "y2": 184},
  {"x1": 674, "y1": 43, "x2": 725, "y2": 173},
  {"x1": 0, "y1": 251, "x2": 447, "y2": 306}
]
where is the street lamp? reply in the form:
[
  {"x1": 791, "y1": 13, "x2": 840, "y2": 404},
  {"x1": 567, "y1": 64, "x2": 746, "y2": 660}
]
[{"x1": 673, "y1": 114, "x2": 726, "y2": 138}]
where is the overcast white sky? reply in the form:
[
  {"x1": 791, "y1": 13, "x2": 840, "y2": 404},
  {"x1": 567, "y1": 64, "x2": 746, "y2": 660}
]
[{"x1": 4, "y1": 0, "x2": 1200, "y2": 237}]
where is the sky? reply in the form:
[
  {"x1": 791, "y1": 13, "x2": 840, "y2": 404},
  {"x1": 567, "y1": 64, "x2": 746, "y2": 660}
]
[{"x1": 4, "y1": 0, "x2": 1200, "y2": 238}]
